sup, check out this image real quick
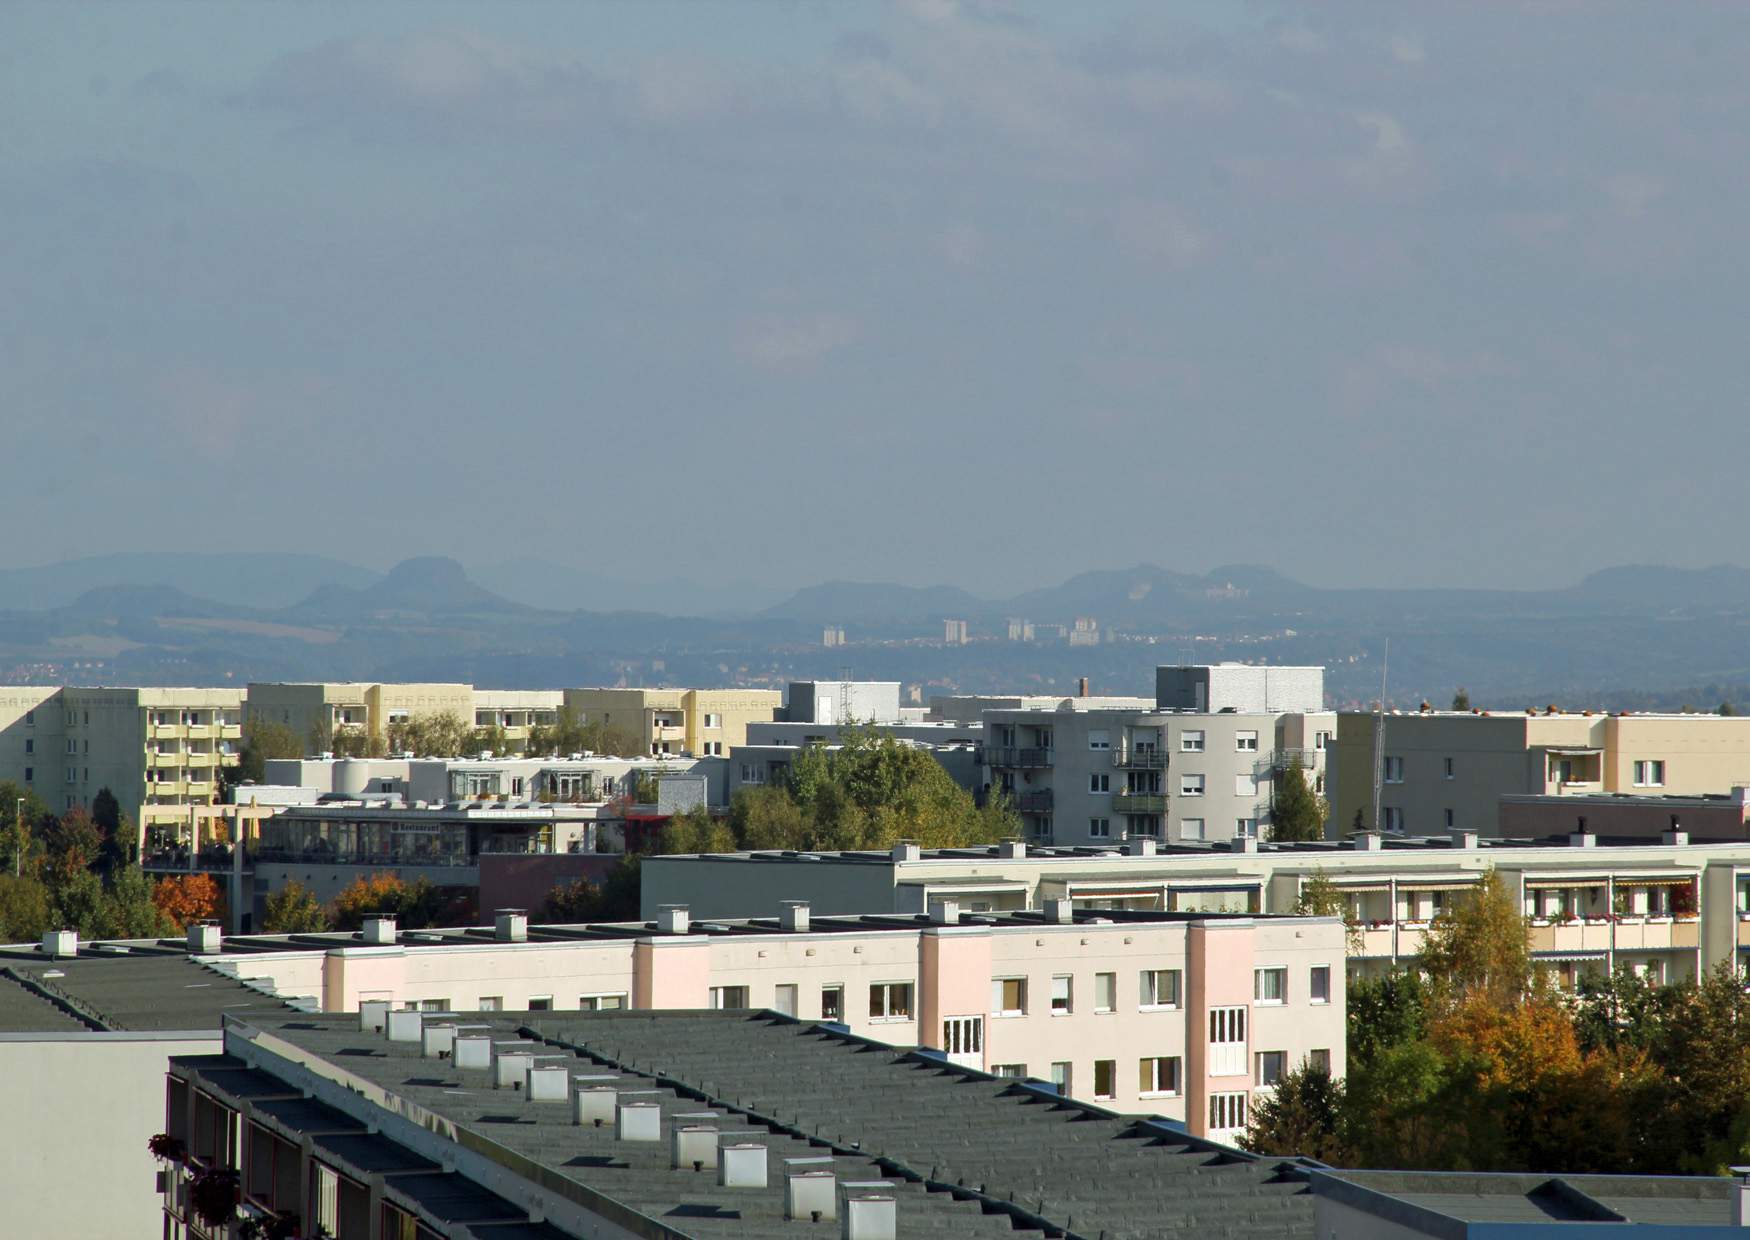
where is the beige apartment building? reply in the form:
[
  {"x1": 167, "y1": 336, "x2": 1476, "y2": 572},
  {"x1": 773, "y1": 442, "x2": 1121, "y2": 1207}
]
[
  {"x1": 471, "y1": 688, "x2": 563, "y2": 748},
  {"x1": 563, "y1": 687, "x2": 781, "y2": 757},
  {"x1": 245, "y1": 681, "x2": 476, "y2": 750},
  {"x1": 1333, "y1": 708, "x2": 1750, "y2": 838}
]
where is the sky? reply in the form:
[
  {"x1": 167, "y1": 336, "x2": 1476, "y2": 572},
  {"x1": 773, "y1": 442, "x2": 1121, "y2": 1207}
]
[{"x1": 4, "y1": 0, "x2": 1749, "y2": 598}]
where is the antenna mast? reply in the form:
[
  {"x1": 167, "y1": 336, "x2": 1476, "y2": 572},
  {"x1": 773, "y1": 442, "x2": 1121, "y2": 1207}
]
[{"x1": 1370, "y1": 638, "x2": 1389, "y2": 834}]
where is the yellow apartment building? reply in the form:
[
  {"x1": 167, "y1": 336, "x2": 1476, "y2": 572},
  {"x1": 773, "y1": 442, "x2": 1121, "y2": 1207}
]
[
  {"x1": 244, "y1": 682, "x2": 475, "y2": 751},
  {"x1": 563, "y1": 687, "x2": 782, "y2": 757}
]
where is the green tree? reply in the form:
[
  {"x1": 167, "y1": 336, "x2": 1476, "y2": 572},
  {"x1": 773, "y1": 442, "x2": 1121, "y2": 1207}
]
[
  {"x1": 1451, "y1": 688, "x2": 1472, "y2": 711},
  {"x1": 385, "y1": 711, "x2": 472, "y2": 758},
  {"x1": 260, "y1": 880, "x2": 329, "y2": 933},
  {"x1": 0, "y1": 874, "x2": 52, "y2": 941},
  {"x1": 1242, "y1": 1061, "x2": 1348, "y2": 1162},
  {"x1": 1292, "y1": 869, "x2": 1363, "y2": 953},
  {"x1": 525, "y1": 709, "x2": 644, "y2": 760},
  {"x1": 1570, "y1": 967, "x2": 1685, "y2": 1055},
  {"x1": 1269, "y1": 755, "x2": 1328, "y2": 842},
  {"x1": 661, "y1": 806, "x2": 736, "y2": 854},
  {"x1": 48, "y1": 867, "x2": 106, "y2": 937},
  {"x1": 1347, "y1": 970, "x2": 1431, "y2": 1069},
  {"x1": 541, "y1": 858, "x2": 641, "y2": 922},
  {"x1": 100, "y1": 866, "x2": 177, "y2": 939},
  {"x1": 227, "y1": 719, "x2": 303, "y2": 793},
  {"x1": 1417, "y1": 868, "x2": 1531, "y2": 1007},
  {"x1": 1721, "y1": 702, "x2": 1738, "y2": 717},
  {"x1": 465, "y1": 724, "x2": 511, "y2": 758}
]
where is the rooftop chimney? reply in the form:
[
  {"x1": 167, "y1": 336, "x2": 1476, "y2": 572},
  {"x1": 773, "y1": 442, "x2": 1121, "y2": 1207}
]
[
  {"x1": 780, "y1": 901, "x2": 810, "y2": 933},
  {"x1": 1125, "y1": 837, "x2": 1157, "y2": 857},
  {"x1": 891, "y1": 841, "x2": 920, "y2": 863},
  {"x1": 358, "y1": 999, "x2": 391, "y2": 1033},
  {"x1": 1450, "y1": 830, "x2": 1480, "y2": 850},
  {"x1": 1352, "y1": 832, "x2": 1383, "y2": 851},
  {"x1": 186, "y1": 921, "x2": 221, "y2": 954},
  {"x1": 927, "y1": 898, "x2": 960, "y2": 926},
  {"x1": 616, "y1": 1101, "x2": 661, "y2": 1142},
  {"x1": 656, "y1": 905, "x2": 690, "y2": 935},
  {"x1": 1229, "y1": 836, "x2": 1258, "y2": 853},
  {"x1": 997, "y1": 839, "x2": 1026, "y2": 860},
  {"x1": 786, "y1": 1169, "x2": 838, "y2": 1222},
  {"x1": 843, "y1": 1188, "x2": 898, "y2": 1240},
  {"x1": 385, "y1": 1009, "x2": 423, "y2": 1043},
  {"x1": 1569, "y1": 818, "x2": 1596, "y2": 848},
  {"x1": 719, "y1": 1143, "x2": 769, "y2": 1188},
  {"x1": 1663, "y1": 816, "x2": 1689, "y2": 847},
  {"x1": 41, "y1": 929, "x2": 76, "y2": 958},
  {"x1": 1077, "y1": 677, "x2": 1089, "y2": 698},
  {"x1": 494, "y1": 910, "x2": 528, "y2": 942},
  {"x1": 1043, "y1": 897, "x2": 1074, "y2": 924},
  {"x1": 361, "y1": 915, "x2": 397, "y2": 946}
]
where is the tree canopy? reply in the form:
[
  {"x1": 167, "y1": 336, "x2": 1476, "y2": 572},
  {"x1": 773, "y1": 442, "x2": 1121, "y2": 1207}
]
[
  {"x1": 1269, "y1": 755, "x2": 1327, "y2": 842},
  {"x1": 260, "y1": 880, "x2": 329, "y2": 933}
]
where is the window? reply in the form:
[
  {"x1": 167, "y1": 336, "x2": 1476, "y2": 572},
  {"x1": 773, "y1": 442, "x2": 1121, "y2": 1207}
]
[
  {"x1": 1234, "y1": 773, "x2": 1257, "y2": 797},
  {"x1": 1180, "y1": 730, "x2": 1205, "y2": 753},
  {"x1": 1309, "y1": 966, "x2": 1330, "y2": 1005},
  {"x1": 528, "y1": 996, "x2": 553, "y2": 1012},
  {"x1": 1140, "y1": 968, "x2": 1180, "y2": 1008},
  {"x1": 579, "y1": 994, "x2": 626, "y2": 1011},
  {"x1": 1209, "y1": 1006, "x2": 1247, "y2": 1076},
  {"x1": 1209, "y1": 1091, "x2": 1248, "y2": 1132},
  {"x1": 821, "y1": 985, "x2": 843, "y2": 1022},
  {"x1": 992, "y1": 977, "x2": 1027, "y2": 1016},
  {"x1": 1093, "y1": 1059, "x2": 1116, "y2": 1100},
  {"x1": 22, "y1": 739, "x2": 30, "y2": 755},
  {"x1": 1180, "y1": 774, "x2": 1205, "y2": 797},
  {"x1": 1139, "y1": 1056, "x2": 1181, "y2": 1096},
  {"x1": 1087, "y1": 729, "x2": 1111, "y2": 750},
  {"x1": 22, "y1": 768, "x2": 30, "y2": 783},
  {"x1": 419, "y1": 999, "x2": 449, "y2": 1012},
  {"x1": 1236, "y1": 731, "x2": 1258, "y2": 752},
  {"x1": 773, "y1": 984, "x2": 798, "y2": 1017},
  {"x1": 1383, "y1": 756, "x2": 1404, "y2": 783},
  {"x1": 992, "y1": 1063, "x2": 1028, "y2": 1080},
  {"x1": 1093, "y1": 972, "x2": 1116, "y2": 1013},
  {"x1": 869, "y1": 982, "x2": 913, "y2": 1020},
  {"x1": 1129, "y1": 815, "x2": 1161, "y2": 838},
  {"x1": 1089, "y1": 772, "x2": 1110, "y2": 794},
  {"x1": 703, "y1": 741, "x2": 723, "y2": 756},
  {"x1": 709, "y1": 986, "x2": 750, "y2": 1010},
  {"x1": 1633, "y1": 760, "x2": 1666, "y2": 787},
  {"x1": 1383, "y1": 807, "x2": 1404, "y2": 831},
  {"x1": 22, "y1": 711, "x2": 31, "y2": 726},
  {"x1": 941, "y1": 1016, "x2": 982, "y2": 1057},
  {"x1": 1236, "y1": 817, "x2": 1259, "y2": 838},
  {"x1": 1308, "y1": 1048, "x2": 1331, "y2": 1075},
  {"x1": 703, "y1": 713, "x2": 722, "y2": 728},
  {"x1": 1254, "y1": 967, "x2": 1286, "y2": 1004},
  {"x1": 1050, "y1": 975, "x2": 1073, "y2": 1014},
  {"x1": 1179, "y1": 818, "x2": 1205, "y2": 841},
  {"x1": 478, "y1": 997, "x2": 503, "y2": 1011},
  {"x1": 1256, "y1": 1051, "x2": 1287, "y2": 1087},
  {"x1": 1444, "y1": 808, "x2": 1454, "y2": 828},
  {"x1": 1443, "y1": 757, "x2": 1454, "y2": 779},
  {"x1": 1089, "y1": 816, "x2": 1111, "y2": 838},
  {"x1": 1049, "y1": 1061, "x2": 1072, "y2": 1093},
  {"x1": 1314, "y1": 730, "x2": 1330, "y2": 750}
]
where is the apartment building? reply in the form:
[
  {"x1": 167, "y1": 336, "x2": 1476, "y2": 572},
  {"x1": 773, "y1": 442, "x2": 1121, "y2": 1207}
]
[
  {"x1": 1500, "y1": 787, "x2": 1750, "y2": 839},
  {"x1": 783, "y1": 679, "x2": 904, "y2": 724},
  {"x1": 469, "y1": 687, "x2": 563, "y2": 747},
  {"x1": 244, "y1": 680, "x2": 475, "y2": 749},
  {"x1": 929, "y1": 691, "x2": 1154, "y2": 720},
  {"x1": 643, "y1": 829, "x2": 1750, "y2": 987},
  {"x1": 563, "y1": 686, "x2": 781, "y2": 757},
  {"x1": 0, "y1": 685, "x2": 63, "y2": 796},
  {"x1": 1334, "y1": 707, "x2": 1750, "y2": 837},
  {"x1": 983, "y1": 664, "x2": 1332, "y2": 848}
]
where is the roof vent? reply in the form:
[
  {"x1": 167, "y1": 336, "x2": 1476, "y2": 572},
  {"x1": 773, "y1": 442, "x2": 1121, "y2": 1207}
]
[
  {"x1": 1727, "y1": 1165, "x2": 1750, "y2": 1226},
  {"x1": 453, "y1": 1035, "x2": 492, "y2": 1071},
  {"x1": 719, "y1": 1142, "x2": 769, "y2": 1188},
  {"x1": 187, "y1": 921, "x2": 222, "y2": 954},
  {"x1": 842, "y1": 1184, "x2": 898, "y2": 1240},
  {"x1": 526, "y1": 1065, "x2": 569, "y2": 1101},
  {"x1": 928, "y1": 899, "x2": 960, "y2": 926},
  {"x1": 1126, "y1": 837, "x2": 1157, "y2": 857},
  {"x1": 616, "y1": 1101, "x2": 661, "y2": 1142},
  {"x1": 671, "y1": 1119, "x2": 720, "y2": 1169},
  {"x1": 494, "y1": 910, "x2": 528, "y2": 942},
  {"x1": 780, "y1": 901, "x2": 810, "y2": 933},
  {"x1": 1043, "y1": 897, "x2": 1073, "y2": 924},
  {"x1": 996, "y1": 839, "x2": 1026, "y2": 860},
  {"x1": 892, "y1": 841, "x2": 920, "y2": 863},
  {"x1": 1229, "y1": 836, "x2": 1258, "y2": 853},
  {"x1": 574, "y1": 1085, "x2": 618, "y2": 1127},
  {"x1": 41, "y1": 929, "x2": 76, "y2": 958},
  {"x1": 362, "y1": 915, "x2": 398, "y2": 945},
  {"x1": 1351, "y1": 832, "x2": 1383, "y2": 851},
  {"x1": 1569, "y1": 821, "x2": 1597, "y2": 848},
  {"x1": 786, "y1": 1169, "x2": 838, "y2": 1221},
  {"x1": 385, "y1": 1010, "x2": 423, "y2": 1043},
  {"x1": 1664, "y1": 816, "x2": 1688, "y2": 847},
  {"x1": 359, "y1": 999, "x2": 391, "y2": 1033},
  {"x1": 421, "y1": 1023, "x2": 456, "y2": 1059},
  {"x1": 656, "y1": 905, "x2": 689, "y2": 935}
]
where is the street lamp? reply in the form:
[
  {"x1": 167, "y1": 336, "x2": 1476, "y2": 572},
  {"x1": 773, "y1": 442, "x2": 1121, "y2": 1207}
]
[{"x1": 14, "y1": 797, "x2": 24, "y2": 877}]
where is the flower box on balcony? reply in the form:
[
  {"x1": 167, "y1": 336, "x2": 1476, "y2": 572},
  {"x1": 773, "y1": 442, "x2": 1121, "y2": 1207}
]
[
  {"x1": 1647, "y1": 915, "x2": 1674, "y2": 924},
  {"x1": 1738, "y1": 911, "x2": 1750, "y2": 922},
  {"x1": 1615, "y1": 914, "x2": 1644, "y2": 924},
  {"x1": 1400, "y1": 920, "x2": 1430, "y2": 930},
  {"x1": 1529, "y1": 918, "x2": 1552, "y2": 927},
  {"x1": 1675, "y1": 914, "x2": 1699, "y2": 923},
  {"x1": 1584, "y1": 917, "x2": 1611, "y2": 925}
]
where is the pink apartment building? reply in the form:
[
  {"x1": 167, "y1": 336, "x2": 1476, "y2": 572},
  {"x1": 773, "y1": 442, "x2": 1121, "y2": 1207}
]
[{"x1": 203, "y1": 901, "x2": 1346, "y2": 1143}]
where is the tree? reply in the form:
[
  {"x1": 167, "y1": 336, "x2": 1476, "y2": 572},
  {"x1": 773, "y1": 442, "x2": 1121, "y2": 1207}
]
[
  {"x1": 227, "y1": 719, "x2": 302, "y2": 793},
  {"x1": 465, "y1": 724, "x2": 511, "y2": 758},
  {"x1": 100, "y1": 866, "x2": 177, "y2": 939},
  {"x1": 152, "y1": 873, "x2": 226, "y2": 930},
  {"x1": 1451, "y1": 688, "x2": 1472, "y2": 711},
  {"x1": 39, "y1": 808, "x2": 103, "y2": 872},
  {"x1": 1417, "y1": 868, "x2": 1531, "y2": 1007},
  {"x1": 1292, "y1": 869, "x2": 1363, "y2": 953},
  {"x1": 260, "y1": 880, "x2": 329, "y2": 933},
  {"x1": 0, "y1": 781, "x2": 51, "y2": 875},
  {"x1": 540, "y1": 858, "x2": 641, "y2": 923},
  {"x1": 661, "y1": 806, "x2": 736, "y2": 854},
  {"x1": 330, "y1": 872, "x2": 465, "y2": 930},
  {"x1": 1570, "y1": 967, "x2": 1685, "y2": 1055},
  {"x1": 1721, "y1": 702, "x2": 1738, "y2": 717},
  {"x1": 1242, "y1": 1061, "x2": 1348, "y2": 1162},
  {"x1": 0, "y1": 874, "x2": 52, "y2": 941},
  {"x1": 525, "y1": 709, "x2": 644, "y2": 760},
  {"x1": 1269, "y1": 755, "x2": 1327, "y2": 842},
  {"x1": 385, "y1": 711, "x2": 472, "y2": 758},
  {"x1": 1347, "y1": 970, "x2": 1431, "y2": 1069}
]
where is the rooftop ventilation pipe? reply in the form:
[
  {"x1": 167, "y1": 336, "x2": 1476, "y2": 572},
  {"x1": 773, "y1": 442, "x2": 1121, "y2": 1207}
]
[
  {"x1": 1450, "y1": 830, "x2": 1480, "y2": 850},
  {"x1": 1663, "y1": 817, "x2": 1689, "y2": 847},
  {"x1": 1077, "y1": 677, "x2": 1089, "y2": 697},
  {"x1": 421, "y1": 1024, "x2": 456, "y2": 1059},
  {"x1": 928, "y1": 899, "x2": 959, "y2": 926},
  {"x1": 780, "y1": 901, "x2": 810, "y2": 933},
  {"x1": 1043, "y1": 897, "x2": 1074, "y2": 925},
  {"x1": 526, "y1": 1066, "x2": 569, "y2": 1101},
  {"x1": 892, "y1": 841, "x2": 920, "y2": 863},
  {"x1": 1229, "y1": 837, "x2": 1258, "y2": 854},
  {"x1": 841, "y1": 1184, "x2": 898, "y2": 1240},
  {"x1": 361, "y1": 915, "x2": 398, "y2": 946},
  {"x1": 494, "y1": 910, "x2": 528, "y2": 942},
  {"x1": 1125, "y1": 837, "x2": 1157, "y2": 857},
  {"x1": 656, "y1": 905, "x2": 689, "y2": 935},
  {"x1": 997, "y1": 839, "x2": 1027, "y2": 860},
  {"x1": 187, "y1": 921, "x2": 221, "y2": 954}
]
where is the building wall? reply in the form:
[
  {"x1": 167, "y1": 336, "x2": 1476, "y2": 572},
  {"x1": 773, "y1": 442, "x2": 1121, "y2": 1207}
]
[
  {"x1": 1603, "y1": 715, "x2": 1750, "y2": 793},
  {"x1": 0, "y1": 686, "x2": 63, "y2": 805},
  {"x1": 1499, "y1": 795, "x2": 1750, "y2": 839},
  {"x1": 683, "y1": 689, "x2": 782, "y2": 757},
  {"x1": 1156, "y1": 665, "x2": 1326, "y2": 714},
  {"x1": 785, "y1": 682, "x2": 903, "y2": 725},
  {"x1": 0, "y1": 1033, "x2": 219, "y2": 1239},
  {"x1": 245, "y1": 682, "x2": 367, "y2": 751}
]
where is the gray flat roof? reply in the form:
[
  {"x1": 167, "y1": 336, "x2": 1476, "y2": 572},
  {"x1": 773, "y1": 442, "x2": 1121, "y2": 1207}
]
[
  {"x1": 1321, "y1": 1170, "x2": 1731, "y2": 1228},
  {"x1": 0, "y1": 953, "x2": 291, "y2": 1032}
]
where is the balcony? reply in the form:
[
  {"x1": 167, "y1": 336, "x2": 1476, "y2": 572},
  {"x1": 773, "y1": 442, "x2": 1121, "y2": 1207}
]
[
  {"x1": 1015, "y1": 789, "x2": 1054, "y2": 814},
  {"x1": 184, "y1": 752, "x2": 215, "y2": 769},
  {"x1": 987, "y1": 747, "x2": 1053, "y2": 769},
  {"x1": 1396, "y1": 924, "x2": 1429, "y2": 957},
  {"x1": 1737, "y1": 914, "x2": 1750, "y2": 947},
  {"x1": 1114, "y1": 749, "x2": 1166, "y2": 770},
  {"x1": 1357, "y1": 926, "x2": 1395, "y2": 957},
  {"x1": 1112, "y1": 793, "x2": 1167, "y2": 815},
  {"x1": 1265, "y1": 748, "x2": 1319, "y2": 772},
  {"x1": 219, "y1": 722, "x2": 242, "y2": 739},
  {"x1": 1529, "y1": 919, "x2": 1613, "y2": 954},
  {"x1": 150, "y1": 750, "x2": 182, "y2": 767}
]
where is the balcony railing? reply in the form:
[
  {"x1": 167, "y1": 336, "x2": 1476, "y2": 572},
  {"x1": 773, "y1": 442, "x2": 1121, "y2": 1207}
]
[
  {"x1": 1015, "y1": 790, "x2": 1054, "y2": 814},
  {"x1": 1112, "y1": 793, "x2": 1167, "y2": 814},
  {"x1": 1113, "y1": 749, "x2": 1166, "y2": 770},
  {"x1": 1265, "y1": 748, "x2": 1320, "y2": 772},
  {"x1": 986, "y1": 747, "x2": 1053, "y2": 769}
]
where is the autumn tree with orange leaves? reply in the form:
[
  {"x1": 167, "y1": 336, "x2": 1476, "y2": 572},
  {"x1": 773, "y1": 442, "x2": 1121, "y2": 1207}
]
[{"x1": 152, "y1": 873, "x2": 226, "y2": 930}]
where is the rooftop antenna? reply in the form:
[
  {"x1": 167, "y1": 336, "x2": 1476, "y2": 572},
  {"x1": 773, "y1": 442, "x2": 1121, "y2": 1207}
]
[
  {"x1": 1371, "y1": 638, "x2": 1389, "y2": 835},
  {"x1": 839, "y1": 666, "x2": 853, "y2": 726}
]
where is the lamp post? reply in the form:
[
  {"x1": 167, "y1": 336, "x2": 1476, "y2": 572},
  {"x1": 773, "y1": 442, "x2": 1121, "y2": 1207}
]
[{"x1": 14, "y1": 797, "x2": 24, "y2": 877}]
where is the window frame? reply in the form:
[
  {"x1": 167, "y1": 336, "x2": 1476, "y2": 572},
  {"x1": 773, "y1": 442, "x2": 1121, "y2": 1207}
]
[
  {"x1": 1049, "y1": 974, "x2": 1073, "y2": 1015},
  {"x1": 991, "y1": 976, "x2": 1028, "y2": 1017},
  {"x1": 1308, "y1": 965, "x2": 1331, "y2": 1005},
  {"x1": 1140, "y1": 968, "x2": 1181, "y2": 1010},
  {"x1": 1139, "y1": 1055, "x2": 1182, "y2": 1098},
  {"x1": 869, "y1": 981, "x2": 914, "y2": 1022},
  {"x1": 1253, "y1": 966, "x2": 1287, "y2": 1005}
]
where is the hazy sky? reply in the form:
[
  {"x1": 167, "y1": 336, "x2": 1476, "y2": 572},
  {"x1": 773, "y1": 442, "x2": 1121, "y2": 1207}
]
[{"x1": 6, "y1": 1, "x2": 1748, "y2": 596}]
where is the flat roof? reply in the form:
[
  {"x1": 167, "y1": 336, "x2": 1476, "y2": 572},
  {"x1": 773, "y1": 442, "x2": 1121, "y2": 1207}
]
[
  {"x1": 0, "y1": 953, "x2": 293, "y2": 1033},
  {"x1": 1318, "y1": 1169, "x2": 1730, "y2": 1228}
]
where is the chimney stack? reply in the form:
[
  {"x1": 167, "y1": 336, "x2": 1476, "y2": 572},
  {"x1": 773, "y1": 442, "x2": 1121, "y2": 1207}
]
[
  {"x1": 494, "y1": 910, "x2": 528, "y2": 942},
  {"x1": 1043, "y1": 897, "x2": 1074, "y2": 924},
  {"x1": 361, "y1": 915, "x2": 397, "y2": 945},
  {"x1": 780, "y1": 901, "x2": 810, "y2": 933},
  {"x1": 1077, "y1": 677, "x2": 1089, "y2": 698},
  {"x1": 186, "y1": 921, "x2": 221, "y2": 954},
  {"x1": 656, "y1": 905, "x2": 690, "y2": 935},
  {"x1": 927, "y1": 899, "x2": 960, "y2": 926}
]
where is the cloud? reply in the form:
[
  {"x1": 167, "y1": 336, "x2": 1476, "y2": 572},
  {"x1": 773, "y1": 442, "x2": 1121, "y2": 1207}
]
[{"x1": 737, "y1": 313, "x2": 860, "y2": 369}]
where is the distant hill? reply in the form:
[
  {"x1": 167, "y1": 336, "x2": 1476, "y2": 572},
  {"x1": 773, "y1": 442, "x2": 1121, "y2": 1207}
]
[
  {"x1": 0, "y1": 552, "x2": 375, "y2": 611},
  {"x1": 1564, "y1": 564, "x2": 1750, "y2": 610},
  {"x1": 472, "y1": 557, "x2": 782, "y2": 616},
  {"x1": 285, "y1": 556, "x2": 531, "y2": 621},
  {"x1": 761, "y1": 580, "x2": 990, "y2": 626}
]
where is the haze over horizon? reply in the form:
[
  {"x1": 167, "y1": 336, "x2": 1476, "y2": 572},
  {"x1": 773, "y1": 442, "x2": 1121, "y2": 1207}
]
[{"x1": 9, "y1": 1, "x2": 1749, "y2": 596}]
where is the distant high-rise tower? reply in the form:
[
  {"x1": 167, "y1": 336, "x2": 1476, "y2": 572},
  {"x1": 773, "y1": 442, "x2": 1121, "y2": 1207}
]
[
  {"x1": 1068, "y1": 617, "x2": 1100, "y2": 647},
  {"x1": 822, "y1": 626, "x2": 846, "y2": 649},
  {"x1": 1006, "y1": 618, "x2": 1035, "y2": 642},
  {"x1": 944, "y1": 619, "x2": 969, "y2": 646}
]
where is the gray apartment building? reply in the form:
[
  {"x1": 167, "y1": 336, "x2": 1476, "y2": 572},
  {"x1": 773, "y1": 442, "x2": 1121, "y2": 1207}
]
[{"x1": 985, "y1": 664, "x2": 1333, "y2": 846}]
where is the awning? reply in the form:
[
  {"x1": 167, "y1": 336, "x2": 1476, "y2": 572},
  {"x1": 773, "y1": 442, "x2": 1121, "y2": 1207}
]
[
  {"x1": 1068, "y1": 888, "x2": 1166, "y2": 900},
  {"x1": 1612, "y1": 876, "x2": 1698, "y2": 887},
  {"x1": 1524, "y1": 877, "x2": 1609, "y2": 889},
  {"x1": 1167, "y1": 883, "x2": 1260, "y2": 894},
  {"x1": 1331, "y1": 882, "x2": 1391, "y2": 894},
  {"x1": 1396, "y1": 880, "x2": 1478, "y2": 893},
  {"x1": 1543, "y1": 747, "x2": 1603, "y2": 756},
  {"x1": 1533, "y1": 950, "x2": 1608, "y2": 962}
]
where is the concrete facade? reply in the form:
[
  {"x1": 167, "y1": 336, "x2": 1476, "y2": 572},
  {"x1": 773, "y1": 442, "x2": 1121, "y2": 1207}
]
[
  {"x1": 563, "y1": 687, "x2": 782, "y2": 757},
  {"x1": 783, "y1": 680, "x2": 903, "y2": 725},
  {"x1": 1156, "y1": 664, "x2": 1327, "y2": 714}
]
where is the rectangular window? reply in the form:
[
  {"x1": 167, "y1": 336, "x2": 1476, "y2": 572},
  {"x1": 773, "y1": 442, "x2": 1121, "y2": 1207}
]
[
  {"x1": 869, "y1": 982, "x2": 913, "y2": 1020},
  {"x1": 1235, "y1": 731, "x2": 1258, "y2": 752},
  {"x1": 1383, "y1": 806, "x2": 1404, "y2": 831},
  {"x1": 1049, "y1": 1061, "x2": 1072, "y2": 1093},
  {"x1": 1089, "y1": 772, "x2": 1110, "y2": 793},
  {"x1": 703, "y1": 713, "x2": 722, "y2": 728},
  {"x1": 1308, "y1": 1048, "x2": 1331, "y2": 1075},
  {"x1": 1443, "y1": 757, "x2": 1454, "y2": 779},
  {"x1": 1050, "y1": 975, "x2": 1073, "y2": 1014},
  {"x1": 820, "y1": 985, "x2": 843, "y2": 1022},
  {"x1": 1236, "y1": 817, "x2": 1259, "y2": 838},
  {"x1": 1256, "y1": 1051, "x2": 1286, "y2": 1087},
  {"x1": 992, "y1": 977, "x2": 1027, "y2": 1016},
  {"x1": 22, "y1": 768, "x2": 30, "y2": 783},
  {"x1": 1254, "y1": 967, "x2": 1286, "y2": 1004},
  {"x1": 709, "y1": 986, "x2": 750, "y2": 1010},
  {"x1": 1140, "y1": 968, "x2": 1180, "y2": 1008},
  {"x1": 1209, "y1": 1091, "x2": 1248, "y2": 1132},
  {"x1": 528, "y1": 996, "x2": 553, "y2": 1011},
  {"x1": 1314, "y1": 731, "x2": 1330, "y2": 750},
  {"x1": 992, "y1": 1063, "x2": 1028, "y2": 1080},
  {"x1": 1309, "y1": 966, "x2": 1330, "y2": 1004},
  {"x1": 773, "y1": 984, "x2": 798, "y2": 1017},
  {"x1": 1089, "y1": 816, "x2": 1111, "y2": 838},
  {"x1": 1179, "y1": 817, "x2": 1205, "y2": 841},
  {"x1": 1383, "y1": 756, "x2": 1404, "y2": 783},
  {"x1": 1139, "y1": 1056, "x2": 1181, "y2": 1096},
  {"x1": 1633, "y1": 760, "x2": 1666, "y2": 787},
  {"x1": 478, "y1": 997, "x2": 503, "y2": 1011},
  {"x1": 22, "y1": 739, "x2": 30, "y2": 754},
  {"x1": 1087, "y1": 729, "x2": 1111, "y2": 750},
  {"x1": 1180, "y1": 730, "x2": 1205, "y2": 753},
  {"x1": 419, "y1": 999, "x2": 448, "y2": 1012},
  {"x1": 1093, "y1": 1059, "x2": 1116, "y2": 1100},
  {"x1": 1209, "y1": 1006, "x2": 1247, "y2": 1076},
  {"x1": 1180, "y1": 774, "x2": 1205, "y2": 797},
  {"x1": 579, "y1": 993, "x2": 626, "y2": 1011},
  {"x1": 1234, "y1": 772, "x2": 1257, "y2": 797},
  {"x1": 1093, "y1": 972, "x2": 1116, "y2": 1013},
  {"x1": 1444, "y1": 808, "x2": 1454, "y2": 828}
]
